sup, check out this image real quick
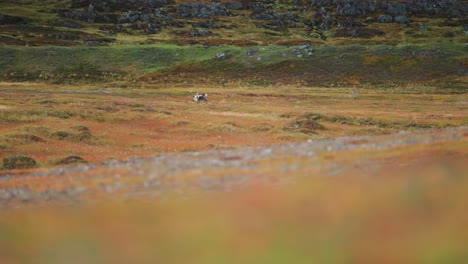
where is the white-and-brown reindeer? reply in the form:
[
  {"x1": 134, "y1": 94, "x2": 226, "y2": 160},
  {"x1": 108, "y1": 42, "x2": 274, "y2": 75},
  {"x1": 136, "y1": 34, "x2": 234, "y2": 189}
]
[{"x1": 192, "y1": 92, "x2": 208, "y2": 103}]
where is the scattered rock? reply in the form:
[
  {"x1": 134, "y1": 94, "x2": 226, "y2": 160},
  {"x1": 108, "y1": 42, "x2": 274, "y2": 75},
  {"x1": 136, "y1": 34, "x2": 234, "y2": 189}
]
[
  {"x1": 83, "y1": 40, "x2": 105, "y2": 45},
  {"x1": 245, "y1": 48, "x2": 258, "y2": 56},
  {"x1": 190, "y1": 29, "x2": 211, "y2": 37},
  {"x1": 377, "y1": 14, "x2": 393, "y2": 23},
  {"x1": 418, "y1": 23, "x2": 427, "y2": 31},
  {"x1": 462, "y1": 24, "x2": 468, "y2": 34},
  {"x1": 215, "y1": 53, "x2": 226, "y2": 60},
  {"x1": 145, "y1": 23, "x2": 161, "y2": 34},
  {"x1": 394, "y1": 15, "x2": 409, "y2": 24},
  {"x1": 293, "y1": 44, "x2": 314, "y2": 57}
]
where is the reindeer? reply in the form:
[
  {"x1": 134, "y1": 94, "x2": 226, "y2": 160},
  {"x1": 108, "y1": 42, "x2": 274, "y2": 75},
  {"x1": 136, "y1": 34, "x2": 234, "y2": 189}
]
[{"x1": 192, "y1": 92, "x2": 208, "y2": 104}]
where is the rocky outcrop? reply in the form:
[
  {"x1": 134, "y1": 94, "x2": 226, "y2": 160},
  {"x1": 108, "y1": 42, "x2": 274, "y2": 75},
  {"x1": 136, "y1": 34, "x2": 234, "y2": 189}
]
[
  {"x1": 335, "y1": 1, "x2": 378, "y2": 16},
  {"x1": 251, "y1": 10, "x2": 299, "y2": 29},
  {"x1": 57, "y1": 18, "x2": 82, "y2": 28},
  {"x1": 226, "y1": 2, "x2": 243, "y2": 10},
  {"x1": 189, "y1": 29, "x2": 212, "y2": 37},
  {"x1": 50, "y1": 0, "x2": 467, "y2": 40},
  {"x1": 177, "y1": 3, "x2": 229, "y2": 18},
  {"x1": 310, "y1": 0, "x2": 467, "y2": 18},
  {"x1": 377, "y1": 14, "x2": 393, "y2": 23}
]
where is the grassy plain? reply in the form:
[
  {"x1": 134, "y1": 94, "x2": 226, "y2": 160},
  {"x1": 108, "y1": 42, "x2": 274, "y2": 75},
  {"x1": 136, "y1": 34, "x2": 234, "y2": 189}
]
[{"x1": 1, "y1": 81, "x2": 466, "y2": 169}]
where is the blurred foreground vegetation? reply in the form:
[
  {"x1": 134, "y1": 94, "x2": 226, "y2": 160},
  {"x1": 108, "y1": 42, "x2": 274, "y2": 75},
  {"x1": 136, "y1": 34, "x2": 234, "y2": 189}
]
[{"x1": 1, "y1": 157, "x2": 467, "y2": 264}]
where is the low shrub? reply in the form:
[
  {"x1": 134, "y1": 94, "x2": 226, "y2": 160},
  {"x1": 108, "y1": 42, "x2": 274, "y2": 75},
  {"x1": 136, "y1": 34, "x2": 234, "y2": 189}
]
[
  {"x1": 284, "y1": 114, "x2": 326, "y2": 134},
  {"x1": 1, "y1": 156, "x2": 37, "y2": 170},
  {"x1": 54, "y1": 156, "x2": 87, "y2": 165}
]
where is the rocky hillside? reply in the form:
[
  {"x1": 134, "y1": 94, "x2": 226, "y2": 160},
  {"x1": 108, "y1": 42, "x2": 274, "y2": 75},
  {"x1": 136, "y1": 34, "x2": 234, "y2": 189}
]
[
  {"x1": 1, "y1": 1, "x2": 467, "y2": 86},
  {"x1": 1, "y1": 0, "x2": 467, "y2": 46}
]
